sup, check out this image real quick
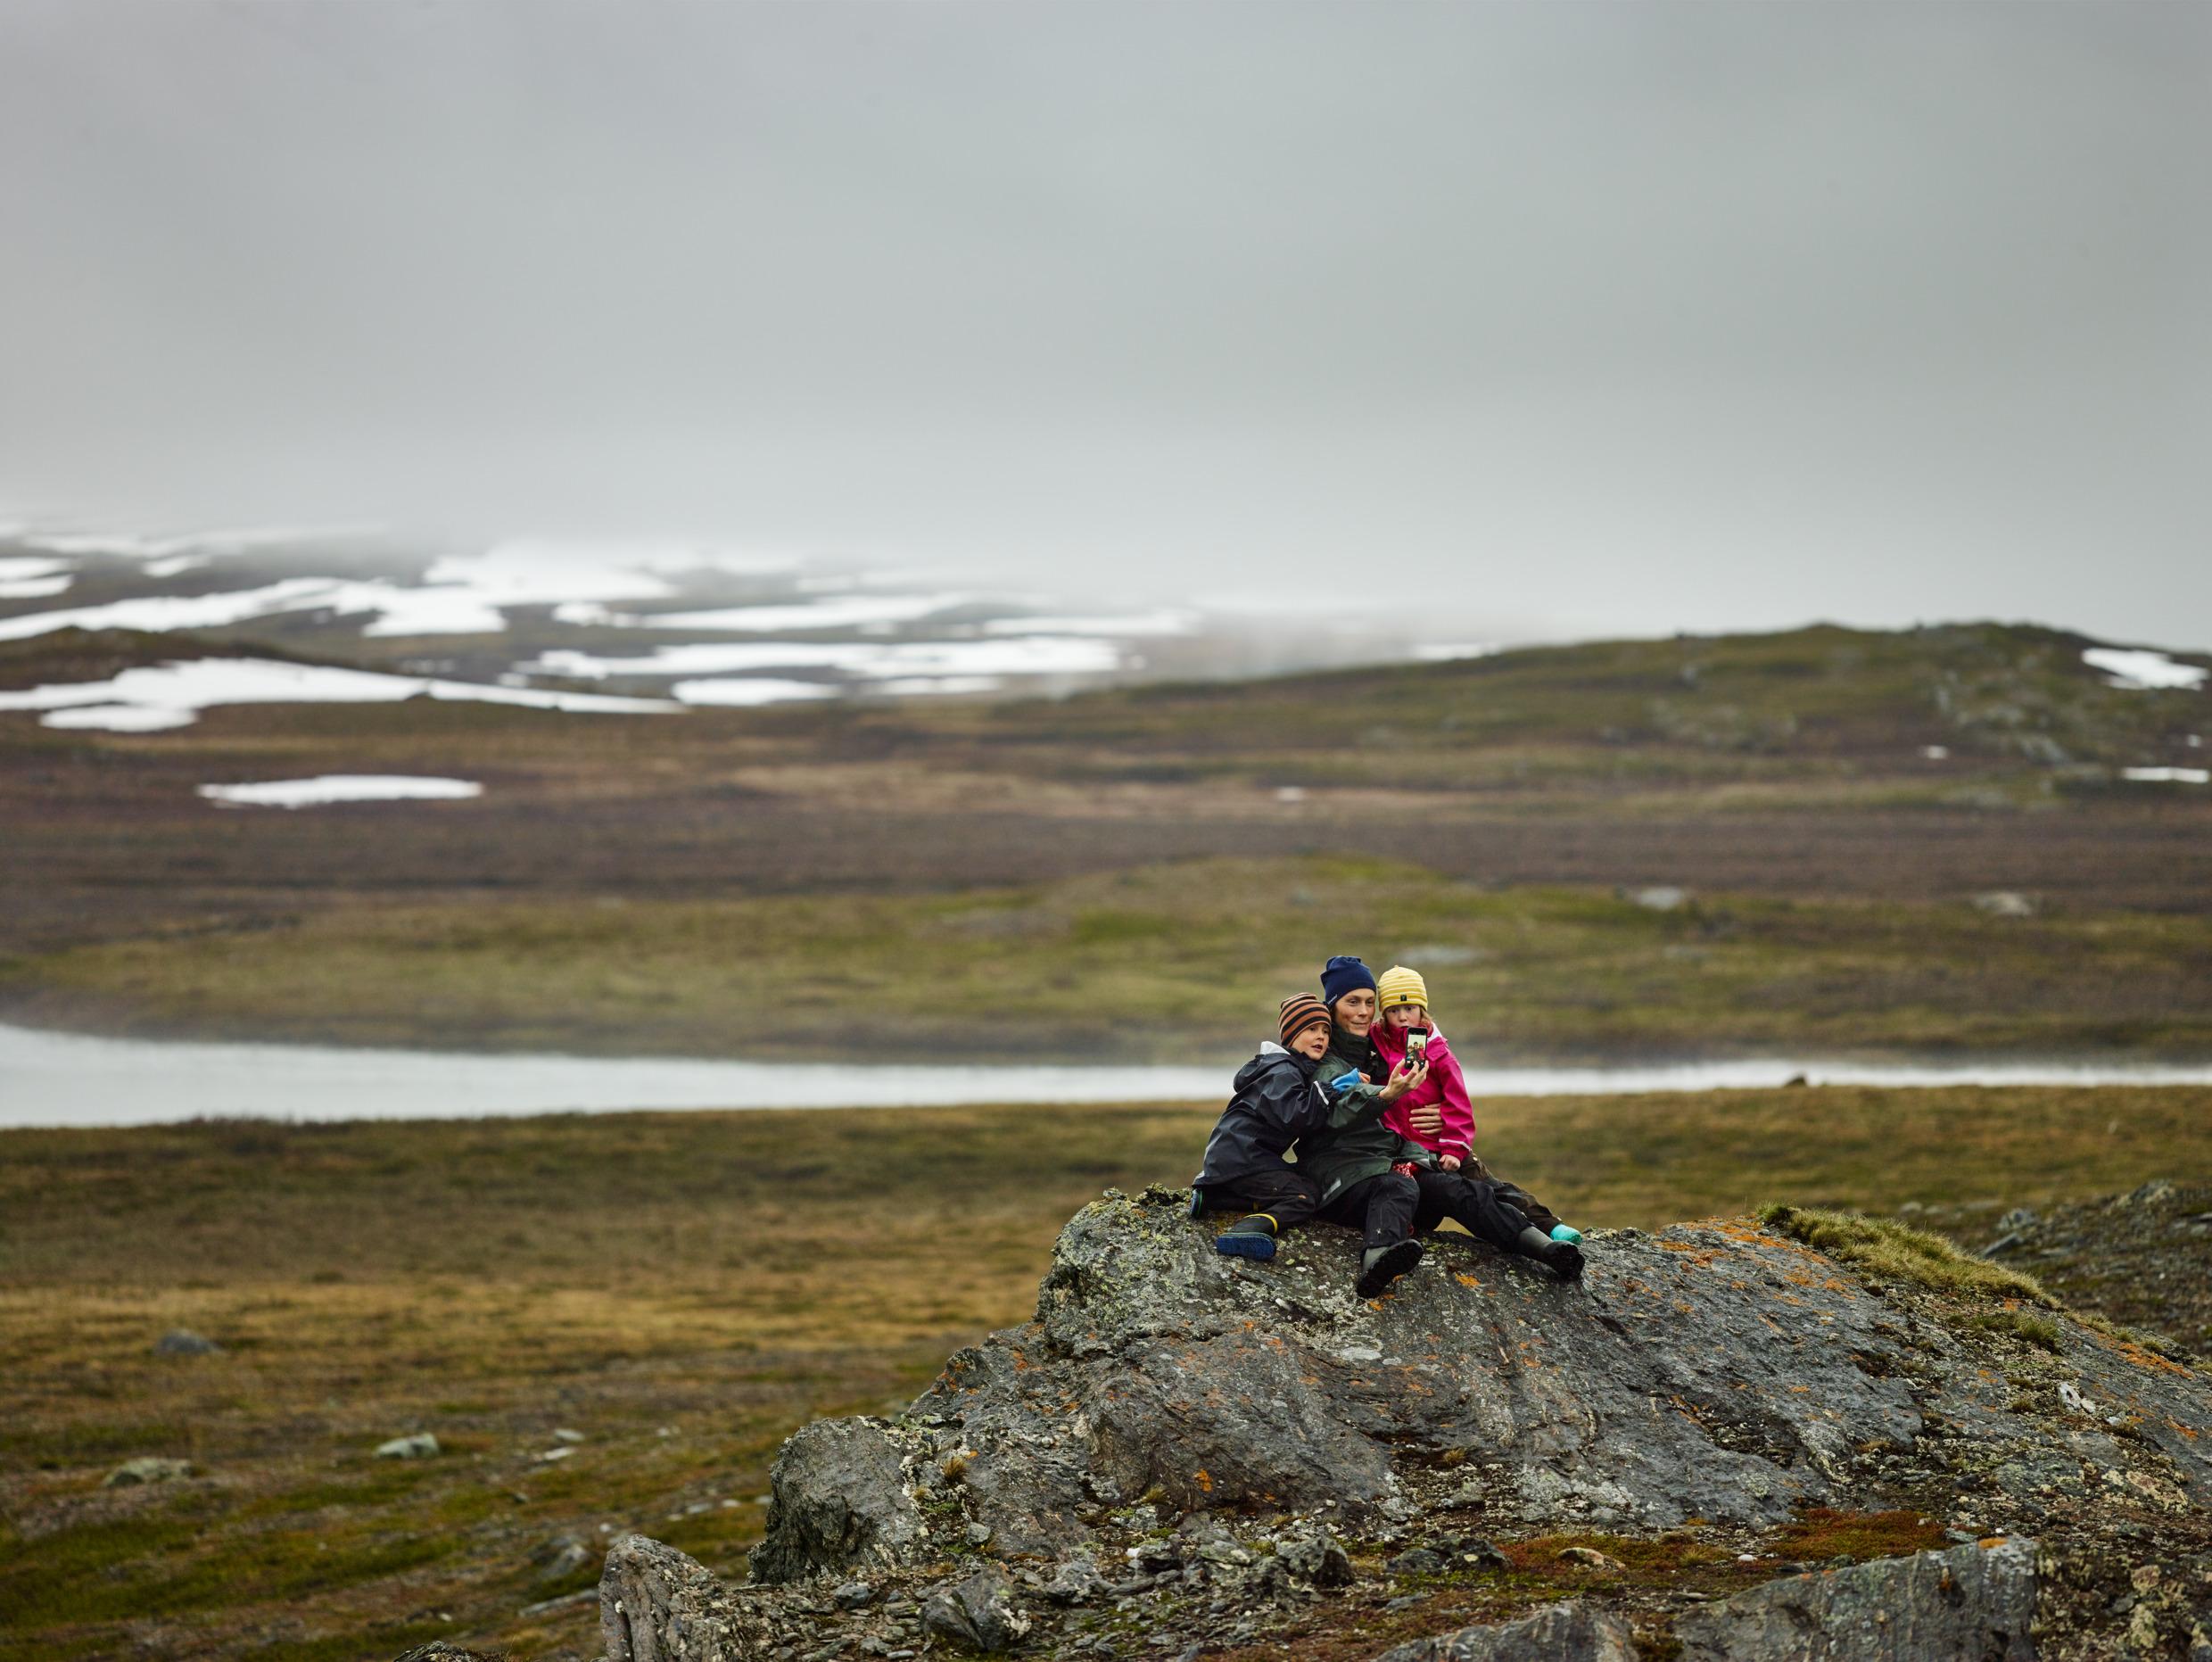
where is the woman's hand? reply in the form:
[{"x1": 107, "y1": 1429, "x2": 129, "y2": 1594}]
[
  {"x1": 1378, "y1": 1059, "x2": 1429, "y2": 1104},
  {"x1": 1407, "y1": 1103, "x2": 1443, "y2": 1137}
]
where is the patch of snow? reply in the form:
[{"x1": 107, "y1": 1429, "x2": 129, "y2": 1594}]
[
  {"x1": 143, "y1": 554, "x2": 214, "y2": 578},
  {"x1": 582, "y1": 593, "x2": 973, "y2": 633},
  {"x1": 0, "y1": 536, "x2": 796, "y2": 641},
  {"x1": 24, "y1": 523, "x2": 381, "y2": 561},
  {"x1": 2121, "y1": 766, "x2": 2210, "y2": 785},
  {"x1": 199, "y1": 775, "x2": 484, "y2": 809},
  {"x1": 0, "y1": 657, "x2": 681, "y2": 732},
  {"x1": 978, "y1": 610, "x2": 1197, "y2": 638},
  {"x1": 1413, "y1": 642, "x2": 1500, "y2": 663},
  {"x1": 0, "y1": 577, "x2": 366, "y2": 641},
  {"x1": 524, "y1": 635, "x2": 1122, "y2": 683},
  {"x1": 2083, "y1": 647, "x2": 2207, "y2": 691},
  {"x1": 41, "y1": 704, "x2": 198, "y2": 732},
  {"x1": 666, "y1": 678, "x2": 839, "y2": 707},
  {"x1": 1921, "y1": 745, "x2": 1950, "y2": 760},
  {"x1": 0, "y1": 557, "x2": 70, "y2": 581},
  {"x1": 0, "y1": 575, "x2": 72, "y2": 599}
]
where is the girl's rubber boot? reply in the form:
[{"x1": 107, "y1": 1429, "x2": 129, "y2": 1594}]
[
  {"x1": 1550, "y1": 1223, "x2": 1583, "y2": 1245},
  {"x1": 1357, "y1": 1238, "x2": 1424, "y2": 1298},
  {"x1": 1519, "y1": 1226, "x2": 1584, "y2": 1281},
  {"x1": 1215, "y1": 1213, "x2": 1279, "y2": 1261}
]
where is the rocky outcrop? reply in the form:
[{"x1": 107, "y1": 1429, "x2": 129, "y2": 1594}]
[
  {"x1": 1672, "y1": 1538, "x2": 2038, "y2": 1661},
  {"x1": 599, "y1": 1534, "x2": 769, "y2": 1662},
  {"x1": 598, "y1": 1187, "x2": 2212, "y2": 1661},
  {"x1": 749, "y1": 1188, "x2": 2211, "y2": 1582},
  {"x1": 746, "y1": 1418, "x2": 929, "y2": 1583}
]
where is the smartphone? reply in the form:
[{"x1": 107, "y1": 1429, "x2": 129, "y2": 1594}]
[{"x1": 1405, "y1": 1029, "x2": 1430, "y2": 1066}]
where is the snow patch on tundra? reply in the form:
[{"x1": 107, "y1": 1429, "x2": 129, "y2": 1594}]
[
  {"x1": 199, "y1": 775, "x2": 484, "y2": 809},
  {"x1": 527, "y1": 635, "x2": 1123, "y2": 682},
  {"x1": 0, "y1": 657, "x2": 680, "y2": 731},
  {"x1": 2083, "y1": 647, "x2": 2207, "y2": 691}
]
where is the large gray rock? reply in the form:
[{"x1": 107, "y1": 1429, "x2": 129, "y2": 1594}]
[
  {"x1": 600, "y1": 1534, "x2": 769, "y2": 1662},
  {"x1": 1370, "y1": 1601, "x2": 1637, "y2": 1662},
  {"x1": 1673, "y1": 1537, "x2": 2039, "y2": 1661},
  {"x1": 746, "y1": 1417, "x2": 928, "y2": 1583},
  {"x1": 739, "y1": 1190, "x2": 2212, "y2": 1588}
]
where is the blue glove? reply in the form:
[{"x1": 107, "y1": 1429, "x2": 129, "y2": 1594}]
[{"x1": 1329, "y1": 1070, "x2": 1365, "y2": 1093}]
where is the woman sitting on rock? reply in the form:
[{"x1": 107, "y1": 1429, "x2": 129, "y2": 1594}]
[{"x1": 1301, "y1": 955, "x2": 1582, "y2": 1284}]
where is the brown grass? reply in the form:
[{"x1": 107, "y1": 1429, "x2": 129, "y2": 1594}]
[{"x1": 4, "y1": 1084, "x2": 2209, "y2": 1658}]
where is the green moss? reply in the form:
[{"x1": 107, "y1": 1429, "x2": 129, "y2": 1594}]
[{"x1": 1758, "y1": 1204, "x2": 2054, "y2": 1305}]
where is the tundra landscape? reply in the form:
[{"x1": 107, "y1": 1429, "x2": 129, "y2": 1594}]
[{"x1": 4, "y1": 572, "x2": 2211, "y2": 1659}]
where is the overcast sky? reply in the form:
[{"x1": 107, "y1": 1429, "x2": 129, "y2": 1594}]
[{"x1": 1, "y1": 1, "x2": 2205, "y2": 646}]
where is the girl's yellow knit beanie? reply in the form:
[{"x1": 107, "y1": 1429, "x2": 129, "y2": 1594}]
[{"x1": 1376, "y1": 964, "x2": 1429, "y2": 1012}]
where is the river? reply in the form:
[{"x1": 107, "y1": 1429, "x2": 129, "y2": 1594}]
[{"x1": 5, "y1": 1021, "x2": 2211, "y2": 1129}]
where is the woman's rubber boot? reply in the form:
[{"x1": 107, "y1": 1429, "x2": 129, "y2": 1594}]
[
  {"x1": 1357, "y1": 1238, "x2": 1424, "y2": 1298},
  {"x1": 1215, "y1": 1213, "x2": 1279, "y2": 1261},
  {"x1": 1549, "y1": 1223, "x2": 1583, "y2": 1245},
  {"x1": 1518, "y1": 1226, "x2": 1584, "y2": 1281}
]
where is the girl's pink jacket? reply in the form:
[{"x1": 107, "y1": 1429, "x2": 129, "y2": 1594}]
[{"x1": 1370, "y1": 1020, "x2": 1476, "y2": 1162}]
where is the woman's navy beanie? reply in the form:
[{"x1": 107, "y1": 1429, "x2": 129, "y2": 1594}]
[{"x1": 1320, "y1": 955, "x2": 1377, "y2": 1006}]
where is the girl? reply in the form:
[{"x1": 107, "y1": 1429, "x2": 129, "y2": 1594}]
[{"x1": 1368, "y1": 964, "x2": 1581, "y2": 1245}]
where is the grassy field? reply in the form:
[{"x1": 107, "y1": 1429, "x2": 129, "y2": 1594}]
[
  {"x1": 4, "y1": 1083, "x2": 2210, "y2": 1661},
  {"x1": 5, "y1": 618, "x2": 2208, "y2": 1061},
  {"x1": 6, "y1": 857, "x2": 2208, "y2": 1060}
]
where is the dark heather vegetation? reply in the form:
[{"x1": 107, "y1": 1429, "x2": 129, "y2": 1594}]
[
  {"x1": 4, "y1": 619, "x2": 2208, "y2": 1056},
  {"x1": 4, "y1": 1087, "x2": 2211, "y2": 1660}
]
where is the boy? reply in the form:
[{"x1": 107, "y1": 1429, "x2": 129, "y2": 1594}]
[
  {"x1": 1368, "y1": 963, "x2": 1581, "y2": 1247},
  {"x1": 1190, "y1": 995, "x2": 1345, "y2": 1264}
]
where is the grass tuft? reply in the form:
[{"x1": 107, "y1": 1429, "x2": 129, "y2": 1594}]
[
  {"x1": 1969, "y1": 1310, "x2": 2064, "y2": 1351},
  {"x1": 1757, "y1": 1203, "x2": 2055, "y2": 1306}
]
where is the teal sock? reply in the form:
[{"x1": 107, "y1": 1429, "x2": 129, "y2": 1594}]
[{"x1": 1550, "y1": 1223, "x2": 1582, "y2": 1245}]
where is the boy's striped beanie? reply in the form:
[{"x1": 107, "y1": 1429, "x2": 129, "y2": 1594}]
[{"x1": 1279, "y1": 994, "x2": 1332, "y2": 1045}]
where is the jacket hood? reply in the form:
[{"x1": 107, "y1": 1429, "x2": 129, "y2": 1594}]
[{"x1": 1233, "y1": 1041, "x2": 1316, "y2": 1092}]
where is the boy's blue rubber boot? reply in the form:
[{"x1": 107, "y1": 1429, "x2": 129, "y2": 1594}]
[
  {"x1": 1550, "y1": 1223, "x2": 1583, "y2": 1245},
  {"x1": 1215, "y1": 1214, "x2": 1279, "y2": 1261},
  {"x1": 1188, "y1": 1187, "x2": 1209, "y2": 1220}
]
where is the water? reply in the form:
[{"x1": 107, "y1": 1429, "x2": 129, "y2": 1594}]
[{"x1": 5, "y1": 1021, "x2": 2211, "y2": 1130}]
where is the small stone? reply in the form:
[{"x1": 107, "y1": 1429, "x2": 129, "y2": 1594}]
[
  {"x1": 1625, "y1": 885, "x2": 1689, "y2": 911},
  {"x1": 1044, "y1": 1554, "x2": 1108, "y2": 1605},
  {"x1": 376, "y1": 1433, "x2": 440, "y2": 1459},
  {"x1": 964, "y1": 1520, "x2": 995, "y2": 1547},
  {"x1": 550, "y1": 1427, "x2": 586, "y2": 1444},
  {"x1": 103, "y1": 1456, "x2": 193, "y2": 1487},
  {"x1": 1556, "y1": 1546, "x2": 1625, "y2": 1573},
  {"x1": 921, "y1": 1565, "x2": 1030, "y2": 1652},
  {"x1": 531, "y1": 1536, "x2": 591, "y2": 1583},
  {"x1": 1972, "y1": 891, "x2": 2036, "y2": 918},
  {"x1": 1387, "y1": 1547, "x2": 1447, "y2": 1577},
  {"x1": 154, "y1": 1329, "x2": 222, "y2": 1356},
  {"x1": 833, "y1": 1580, "x2": 875, "y2": 1609}
]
